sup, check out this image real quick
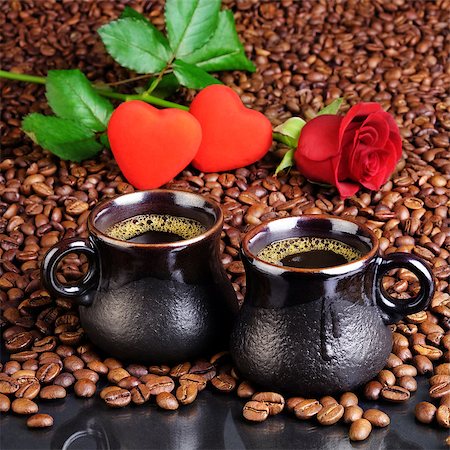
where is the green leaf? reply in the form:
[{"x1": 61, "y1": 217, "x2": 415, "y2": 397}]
[
  {"x1": 46, "y1": 70, "x2": 113, "y2": 132},
  {"x1": 273, "y1": 117, "x2": 306, "y2": 148},
  {"x1": 120, "y1": 6, "x2": 148, "y2": 22},
  {"x1": 100, "y1": 133, "x2": 110, "y2": 149},
  {"x1": 275, "y1": 149, "x2": 295, "y2": 176},
  {"x1": 98, "y1": 18, "x2": 172, "y2": 74},
  {"x1": 316, "y1": 97, "x2": 344, "y2": 116},
  {"x1": 173, "y1": 60, "x2": 222, "y2": 89},
  {"x1": 165, "y1": 0, "x2": 220, "y2": 57},
  {"x1": 22, "y1": 114, "x2": 102, "y2": 161},
  {"x1": 183, "y1": 11, "x2": 255, "y2": 72},
  {"x1": 150, "y1": 73, "x2": 180, "y2": 99}
]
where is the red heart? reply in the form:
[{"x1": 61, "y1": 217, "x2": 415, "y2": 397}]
[
  {"x1": 108, "y1": 101, "x2": 202, "y2": 189},
  {"x1": 190, "y1": 85, "x2": 273, "y2": 172}
]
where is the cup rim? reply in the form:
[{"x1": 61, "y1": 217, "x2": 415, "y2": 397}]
[
  {"x1": 242, "y1": 215, "x2": 380, "y2": 275},
  {"x1": 87, "y1": 189, "x2": 223, "y2": 248}
]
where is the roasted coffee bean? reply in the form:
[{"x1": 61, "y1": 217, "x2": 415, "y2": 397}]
[
  {"x1": 378, "y1": 369, "x2": 396, "y2": 386},
  {"x1": 386, "y1": 353, "x2": 403, "y2": 369},
  {"x1": 170, "y1": 362, "x2": 191, "y2": 378},
  {"x1": 148, "y1": 365, "x2": 170, "y2": 376},
  {"x1": 339, "y1": 392, "x2": 358, "y2": 407},
  {"x1": 294, "y1": 399, "x2": 322, "y2": 420},
  {"x1": 286, "y1": 397, "x2": 305, "y2": 413},
  {"x1": 22, "y1": 360, "x2": 38, "y2": 371},
  {"x1": 0, "y1": 377, "x2": 19, "y2": 394},
  {"x1": 210, "y1": 351, "x2": 230, "y2": 365},
  {"x1": 428, "y1": 375, "x2": 450, "y2": 386},
  {"x1": 56, "y1": 346, "x2": 74, "y2": 358},
  {"x1": 5, "y1": 332, "x2": 33, "y2": 352},
  {"x1": 118, "y1": 376, "x2": 140, "y2": 390},
  {"x1": 252, "y1": 392, "x2": 285, "y2": 415},
  {"x1": 176, "y1": 383, "x2": 197, "y2": 405},
  {"x1": 87, "y1": 361, "x2": 108, "y2": 375},
  {"x1": 107, "y1": 368, "x2": 130, "y2": 384},
  {"x1": 211, "y1": 374, "x2": 236, "y2": 392},
  {"x1": 0, "y1": 393, "x2": 11, "y2": 412},
  {"x1": 126, "y1": 364, "x2": 148, "y2": 378},
  {"x1": 363, "y1": 409, "x2": 390, "y2": 427},
  {"x1": 381, "y1": 385, "x2": 410, "y2": 402},
  {"x1": 27, "y1": 413, "x2": 53, "y2": 428},
  {"x1": 179, "y1": 374, "x2": 207, "y2": 391},
  {"x1": 343, "y1": 405, "x2": 363, "y2": 424},
  {"x1": 317, "y1": 403, "x2": 344, "y2": 425},
  {"x1": 349, "y1": 418, "x2": 372, "y2": 441},
  {"x1": 156, "y1": 392, "x2": 179, "y2": 410},
  {"x1": 73, "y1": 369, "x2": 99, "y2": 384},
  {"x1": 63, "y1": 355, "x2": 84, "y2": 372},
  {"x1": 413, "y1": 355, "x2": 434, "y2": 375},
  {"x1": 243, "y1": 400, "x2": 269, "y2": 422},
  {"x1": 145, "y1": 376, "x2": 174, "y2": 395},
  {"x1": 36, "y1": 363, "x2": 61, "y2": 383},
  {"x1": 3, "y1": 361, "x2": 20, "y2": 375},
  {"x1": 130, "y1": 384, "x2": 151, "y2": 405},
  {"x1": 32, "y1": 336, "x2": 56, "y2": 353},
  {"x1": 53, "y1": 372, "x2": 75, "y2": 388},
  {"x1": 394, "y1": 346, "x2": 413, "y2": 362},
  {"x1": 436, "y1": 405, "x2": 450, "y2": 429},
  {"x1": 441, "y1": 395, "x2": 450, "y2": 408},
  {"x1": 430, "y1": 382, "x2": 450, "y2": 399},
  {"x1": 11, "y1": 398, "x2": 38, "y2": 415},
  {"x1": 100, "y1": 386, "x2": 122, "y2": 400},
  {"x1": 320, "y1": 396, "x2": 338, "y2": 407},
  {"x1": 237, "y1": 381, "x2": 255, "y2": 399},
  {"x1": 398, "y1": 376, "x2": 417, "y2": 392},
  {"x1": 436, "y1": 364, "x2": 450, "y2": 376},
  {"x1": 12, "y1": 370, "x2": 36, "y2": 381},
  {"x1": 103, "y1": 358, "x2": 122, "y2": 370},
  {"x1": 392, "y1": 364, "x2": 417, "y2": 378},
  {"x1": 74, "y1": 379, "x2": 96, "y2": 398},
  {"x1": 189, "y1": 361, "x2": 216, "y2": 381},
  {"x1": 415, "y1": 402, "x2": 437, "y2": 424},
  {"x1": 413, "y1": 344, "x2": 443, "y2": 360},
  {"x1": 40, "y1": 385, "x2": 66, "y2": 400},
  {"x1": 10, "y1": 351, "x2": 38, "y2": 363},
  {"x1": 364, "y1": 381, "x2": 383, "y2": 400},
  {"x1": 104, "y1": 388, "x2": 131, "y2": 408},
  {"x1": 15, "y1": 378, "x2": 40, "y2": 399}
]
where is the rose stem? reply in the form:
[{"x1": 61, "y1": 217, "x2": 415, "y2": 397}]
[{"x1": 0, "y1": 69, "x2": 289, "y2": 145}]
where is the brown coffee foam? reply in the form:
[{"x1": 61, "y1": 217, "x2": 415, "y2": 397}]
[
  {"x1": 106, "y1": 214, "x2": 206, "y2": 241},
  {"x1": 257, "y1": 237, "x2": 362, "y2": 265}
]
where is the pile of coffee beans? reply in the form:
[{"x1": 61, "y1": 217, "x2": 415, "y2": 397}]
[{"x1": 0, "y1": 0, "x2": 449, "y2": 444}]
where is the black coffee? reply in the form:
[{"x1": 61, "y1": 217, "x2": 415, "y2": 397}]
[
  {"x1": 257, "y1": 237, "x2": 362, "y2": 269},
  {"x1": 105, "y1": 214, "x2": 206, "y2": 244}
]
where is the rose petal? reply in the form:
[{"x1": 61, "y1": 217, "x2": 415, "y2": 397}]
[
  {"x1": 296, "y1": 114, "x2": 343, "y2": 161},
  {"x1": 296, "y1": 155, "x2": 337, "y2": 185},
  {"x1": 359, "y1": 112, "x2": 390, "y2": 147},
  {"x1": 335, "y1": 179, "x2": 360, "y2": 198},
  {"x1": 338, "y1": 103, "x2": 382, "y2": 146}
]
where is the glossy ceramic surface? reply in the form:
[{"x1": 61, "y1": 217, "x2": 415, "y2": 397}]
[
  {"x1": 230, "y1": 216, "x2": 434, "y2": 395},
  {"x1": 42, "y1": 190, "x2": 238, "y2": 363}
]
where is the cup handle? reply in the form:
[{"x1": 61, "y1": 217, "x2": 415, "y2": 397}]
[
  {"x1": 374, "y1": 252, "x2": 434, "y2": 324},
  {"x1": 41, "y1": 237, "x2": 99, "y2": 306}
]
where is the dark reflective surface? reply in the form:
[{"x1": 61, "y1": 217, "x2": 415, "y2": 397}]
[{"x1": 0, "y1": 378, "x2": 446, "y2": 450}]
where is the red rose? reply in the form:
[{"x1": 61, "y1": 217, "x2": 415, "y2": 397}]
[{"x1": 294, "y1": 103, "x2": 402, "y2": 198}]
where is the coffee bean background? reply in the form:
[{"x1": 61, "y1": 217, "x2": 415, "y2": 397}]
[{"x1": 0, "y1": 0, "x2": 449, "y2": 446}]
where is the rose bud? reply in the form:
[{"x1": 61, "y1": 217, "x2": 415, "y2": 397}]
[{"x1": 294, "y1": 103, "x2": 402, "y2": 198}]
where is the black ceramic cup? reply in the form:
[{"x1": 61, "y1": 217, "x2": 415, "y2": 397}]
[
  {"x1": 230, "y1": 215, "x2": 434, "y2": 396},
  {"x1": 41, "y1": 190, "x2": 238, "y2": 363}
]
